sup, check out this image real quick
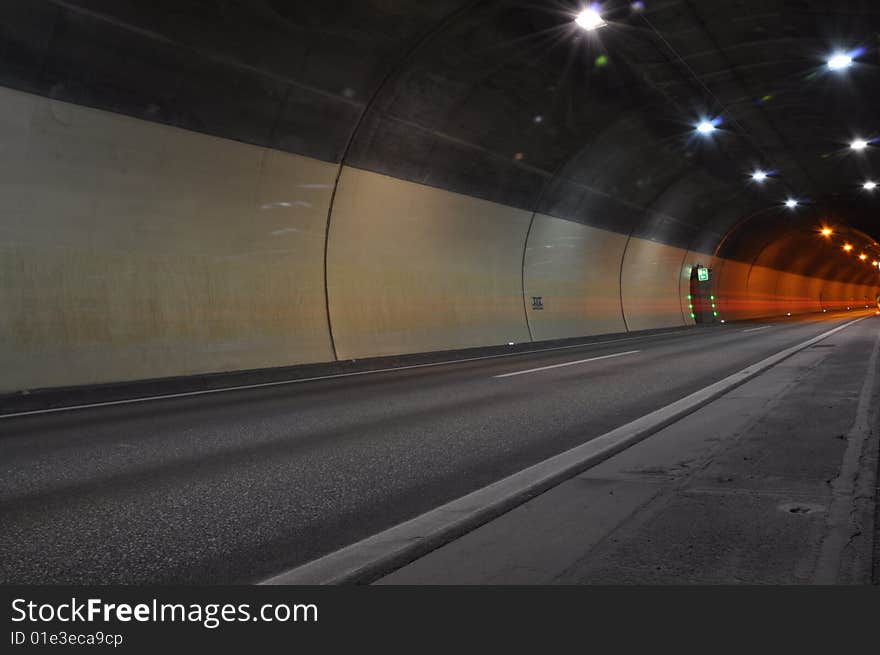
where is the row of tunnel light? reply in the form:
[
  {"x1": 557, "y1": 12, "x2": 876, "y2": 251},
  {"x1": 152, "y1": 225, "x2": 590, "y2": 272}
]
[
  {"x1": 575, "y1": 4, "x2": 880, "y2": 269},
  {"x1": 820, "y1": 228, "x2": 880, "y2": 269},
  {"x1": 738, "y1": 132, "x2": 875, "y2": 210},
  {"x1": 575, "y1": 6, "x2": 878, "y2": 207}
]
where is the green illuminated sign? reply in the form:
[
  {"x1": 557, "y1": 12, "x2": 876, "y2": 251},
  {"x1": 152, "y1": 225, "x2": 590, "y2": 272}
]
[{"x1": 697, "y1": 267, "x2": 710, "y2": 282}]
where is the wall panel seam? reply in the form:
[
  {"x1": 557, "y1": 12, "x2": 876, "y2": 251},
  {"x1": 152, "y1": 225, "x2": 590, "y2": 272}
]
[
  {"x1": 618, "y1": 228, "x2": 633, "y2": 333},
  {"x1": 676, "y1": 247, "x2": 691, "y2": 325},
  {"x1": 519, "y1": 214, "x2": 537, "y2": 342},
  {"x1": 322, "y1": 0, "x2": 483, "y2": 361}
]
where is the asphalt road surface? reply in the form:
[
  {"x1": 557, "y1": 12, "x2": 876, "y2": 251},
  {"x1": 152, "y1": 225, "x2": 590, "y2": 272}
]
[{"x1": 1, "y1": 310, "x2": 873, "y2": 583}]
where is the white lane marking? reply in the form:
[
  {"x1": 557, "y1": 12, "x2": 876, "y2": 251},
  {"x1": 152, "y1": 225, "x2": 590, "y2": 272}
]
[
  {"x1": 493, "y1": 350, "x2": 640, "y2": 378},
  {"x1": 742, "y1": 325, "x2": 773, "y2": 332},
  {"x1": 0, "y1": 331, "x2": 693, "y2": 419},
  {"x1": 261, "y1": 315, "x2": 867, "y2": 585},
  {"x1": 2, "y1": 313, "x2": 858, "y2": 419}
]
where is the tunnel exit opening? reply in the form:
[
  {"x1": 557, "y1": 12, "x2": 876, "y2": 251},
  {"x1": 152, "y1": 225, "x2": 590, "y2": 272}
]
[{"x1": 689, "y1": 265, "x2": 716, "y2": 324}]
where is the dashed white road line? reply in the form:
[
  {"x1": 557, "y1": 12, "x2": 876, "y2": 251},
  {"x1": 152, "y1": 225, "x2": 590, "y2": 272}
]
[
  {"x1": 493, "y1": 350, "x2": 640, "y2": 378},
  {"x1": 742, "y1": 325, "x2": 773, "y2": 333},
  {"x1": 0, "y1": 313, "x2": 857, "y2": 419},
  {"x1": 0, "y1": 332, "x2": 690, "y2": 419}
]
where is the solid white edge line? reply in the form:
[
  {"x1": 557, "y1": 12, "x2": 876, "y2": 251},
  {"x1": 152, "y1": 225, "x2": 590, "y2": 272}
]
[
  {"x1": 494, "y1": 350, "x2": 640, "y2": 378},
  {"x1": 0, "y1": 329, "x2": 694, "y2": 419},
  {"x1": 260, "y1": 315, "x2": 867, "y2": 585}
]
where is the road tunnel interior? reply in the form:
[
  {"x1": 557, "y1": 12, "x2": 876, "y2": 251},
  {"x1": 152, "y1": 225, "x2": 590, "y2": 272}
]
[
  {"x1": 0, "y1": 1, "x2": 879, "y2": 393},
  {"x1": 4, "y1": 1, "x2": 880, "y2": 593}
]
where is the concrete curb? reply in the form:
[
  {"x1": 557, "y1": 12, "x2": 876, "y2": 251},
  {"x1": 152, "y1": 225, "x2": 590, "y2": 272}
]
[
  {"x1": 814, "y1": 324, "x2": 880, "y2": 583},
  {"x1": 260, "y1": 316, "x2": 868, "y2": 585}
]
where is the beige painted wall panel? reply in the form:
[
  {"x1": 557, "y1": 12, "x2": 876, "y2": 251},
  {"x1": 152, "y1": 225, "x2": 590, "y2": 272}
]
[
  {"x1": 819, "y1": 277, "x2": 843, "y2": 311},
  {"x1": 846, "y1": 282, "x2": 872, "y2": 308},
  {"x1": 716, "y1": 260, "x2": 799, "y2": 320},
  {"x1": 714, "y1": 258, "x2": 751, "y2": 320},
  {"x1": 621, "y1": 238, "x2": 688, "y2": 331},
  {"x1": 835, "y1": 282, "x2": 855, "y2": 309},
  {"x1": 6, "y1": 86, "x2": 880, "y2": 393},
  {"x1": 0, "y1": 88, "x2": 335, "y2": 392},
  {"x1": 775, "y1": 272, "x2": 818, "y2": 315},
  {"x1": 819, "y1": 281, "x2": 838, "y2": 309},
  {"x1": 799, "y1": 274, "x2": 824, "y2": 313},
  {"x1": 772, "y1": 272, "x2": 794, "y2": 315},
  {"x1": 328, "y1": 167, "x2": 532, "y2": 358},
  {"x1": 853, "y1": 286, "x2": 871, "y2": 309},
  {"x1": 821, "y1": 280, "x2": 843, "y2": 310},
  {"x1": 802, "y1": 275, "x2": 827, "y2": 312},
  {"x1": 745, "y1": 264, "x2": 785, "y2": 318},
  {"x1": 523, "y1": 215, "x2": 626, "y2": 340}
]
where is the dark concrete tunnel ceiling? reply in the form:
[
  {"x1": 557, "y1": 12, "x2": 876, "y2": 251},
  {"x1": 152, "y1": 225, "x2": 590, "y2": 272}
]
[{"x1": 2, "y1": 0, "x2": 877, "y2": 280}]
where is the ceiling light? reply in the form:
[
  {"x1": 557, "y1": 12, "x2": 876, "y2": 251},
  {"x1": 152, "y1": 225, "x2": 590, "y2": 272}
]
[
  {"x1": 860, "y1": 253, "x2": 868, "y2": 260},
  {"x1": 751, "y1": 170, "x2": 768, "y2": 182},
  {"x1": 696, "y1": 120, "x2": 716, "y2": 134},
  {"x1": 821, "y1": 227, "x2": 832, "y2": 236},
  {"x1": 827, "y1": 53, "x2": 853, "y2": 71},
  {"x1": 864, "y1": 181, "x2": 877, "y2": 190},
  {"x1": 851, "y1": 139, "x2": 869, "y2": 151},
  {"x1": 843, "y1": 243, "x2": 853, "y2": 252},
  {"x1": 784, "y1": 198, "x2": 798, "y2": 209},
  {"x1": 575, "y1": 8, "x2": 606, "y2": 31}
]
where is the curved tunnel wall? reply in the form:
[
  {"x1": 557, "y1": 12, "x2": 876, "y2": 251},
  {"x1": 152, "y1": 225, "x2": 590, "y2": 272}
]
[
  {"x1": 523, "y1": 216, "x2": 627, "y2": 341},
  {"x1": 714, "y1": 227, "x2": 880, "y2": 321},
  {"x1": 2, "y1": 2, "x2": 880, "y2": 393},
  {"x1": 2, "y1": 86, "x2": 878, "y2": 393},
  {"x1": 327, "y1": 166, "x2": 533, "y2": 358}
]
